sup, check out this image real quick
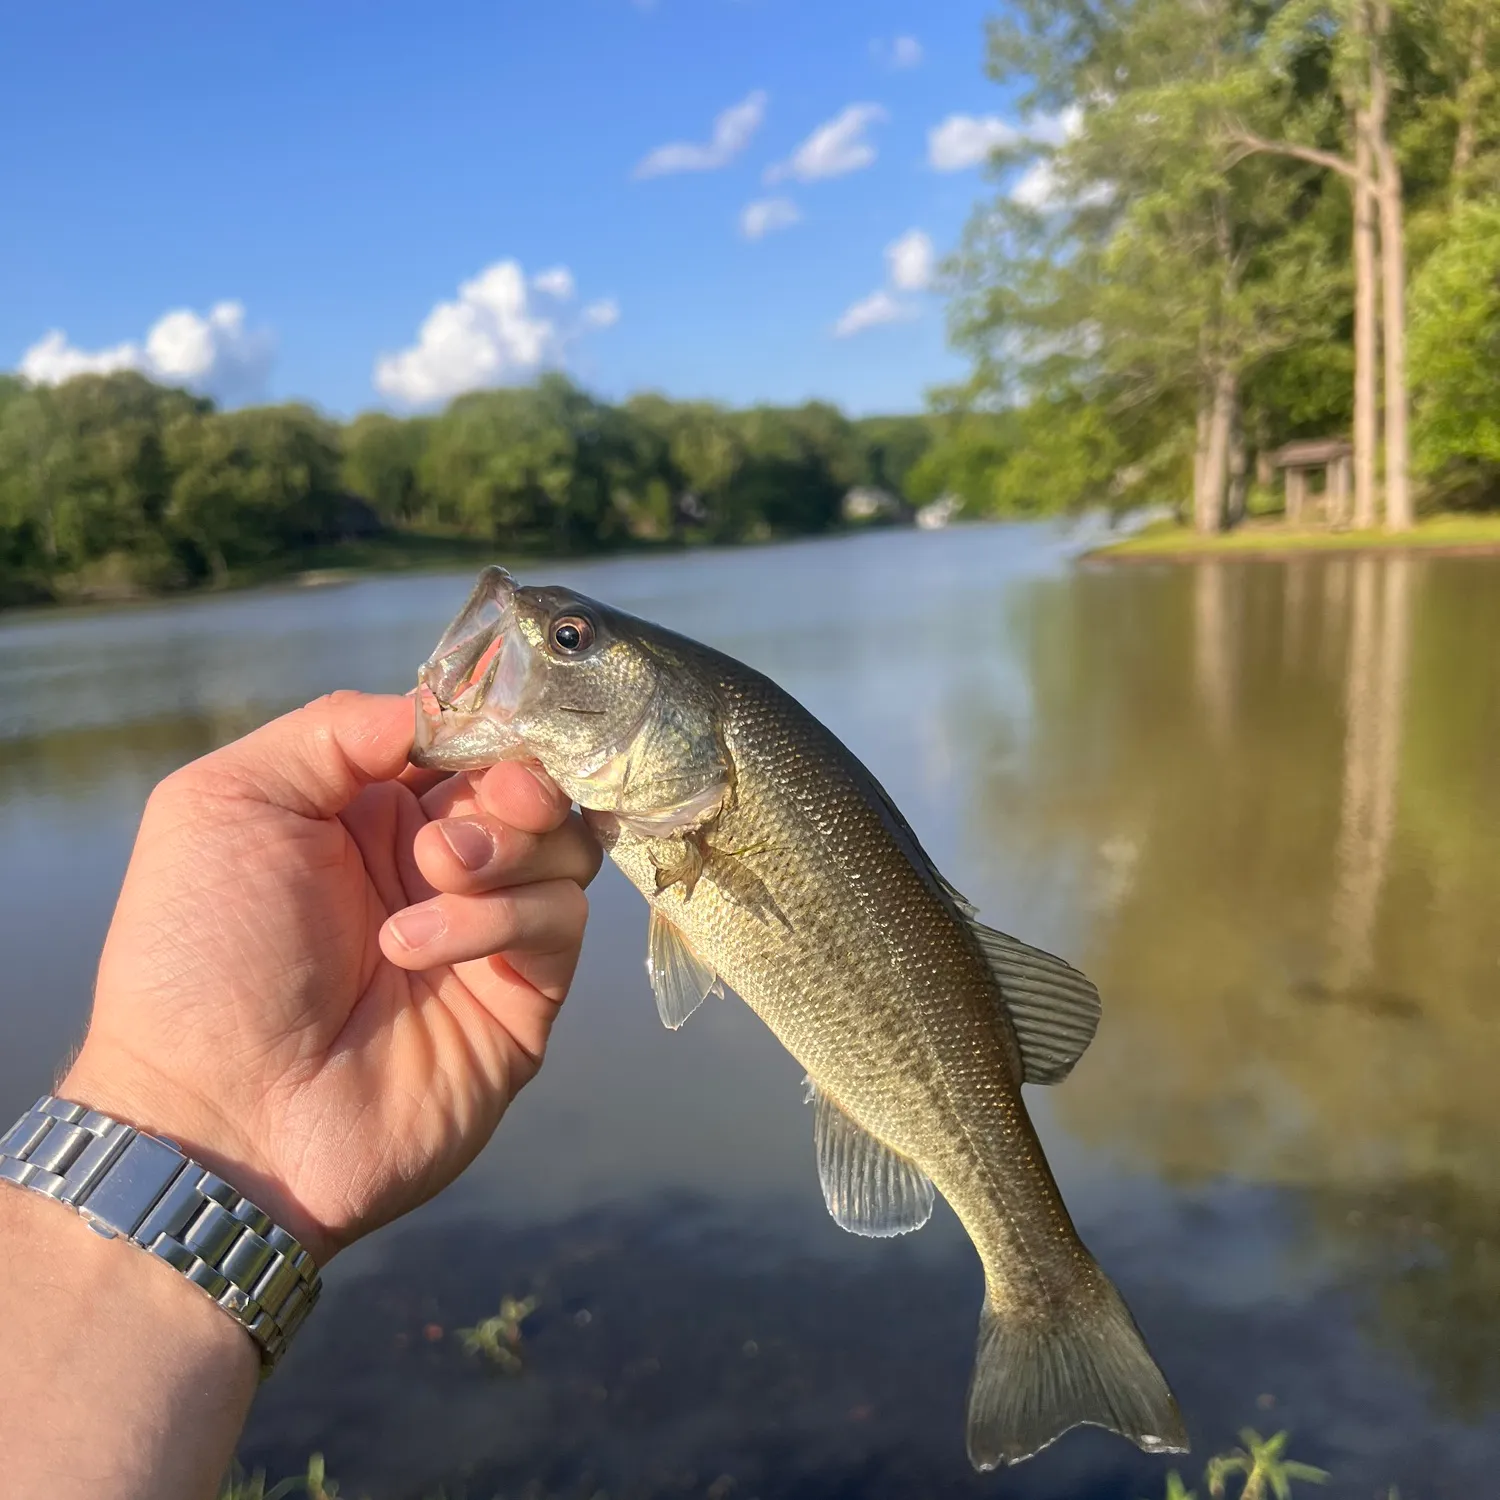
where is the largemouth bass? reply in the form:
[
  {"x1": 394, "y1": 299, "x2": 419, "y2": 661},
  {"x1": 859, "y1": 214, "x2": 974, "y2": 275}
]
[{"x1": 411, "y1": 566, "x2": 1187, "y2": 1470}]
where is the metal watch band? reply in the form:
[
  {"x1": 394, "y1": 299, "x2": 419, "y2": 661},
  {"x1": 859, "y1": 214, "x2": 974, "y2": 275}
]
[{"x1": 0, "y1": 1095, "x2": 321, "y2": 1374}]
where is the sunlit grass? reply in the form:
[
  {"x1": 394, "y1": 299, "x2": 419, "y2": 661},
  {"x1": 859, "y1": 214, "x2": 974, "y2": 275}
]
[{"x1": 1090, "y1": 511, "x2": 1500, "y2": 559}]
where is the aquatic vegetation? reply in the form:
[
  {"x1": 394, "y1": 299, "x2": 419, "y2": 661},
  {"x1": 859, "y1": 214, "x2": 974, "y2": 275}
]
[
  {"x1": 1153, "y1": 1473, "x2": 1199, "y2": 1500},
  {"x1": 456, "y1": 1294, "x2": 539, "y2": 1372},
  {"x1": 218, "y1": 1451, "x2": 341, "y2": 1500},
  {"x1": 1203, "y1": 1430, "x2": 1329, "y2": 1500}
]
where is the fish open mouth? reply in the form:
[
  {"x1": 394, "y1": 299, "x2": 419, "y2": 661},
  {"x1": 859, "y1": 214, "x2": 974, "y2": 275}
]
[{"x1": 412, "y1": 565, "x2": 532, "y2": 767}]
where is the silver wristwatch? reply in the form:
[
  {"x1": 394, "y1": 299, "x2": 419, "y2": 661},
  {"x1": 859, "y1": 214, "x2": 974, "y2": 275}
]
[{"x1": 0, "y1": 1095, "x2": 321, "y2": 1374}]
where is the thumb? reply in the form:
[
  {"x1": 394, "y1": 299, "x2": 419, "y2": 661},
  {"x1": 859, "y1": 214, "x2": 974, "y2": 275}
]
[{"x1": 182, "y1": 691, "x2": 417, "y2": 819}]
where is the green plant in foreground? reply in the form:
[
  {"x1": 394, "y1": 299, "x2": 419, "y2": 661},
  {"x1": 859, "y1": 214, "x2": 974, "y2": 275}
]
[
  {"x1": 218, "y1": 1451, "x2": 341, "y2": 1500},
  {"x1": 1148, "y1": 1472, "x2": 1199, "y2": 1500},
  {"x1": 456, "y1": 1294, "x2": 539, "y2": 1372},
  {"x1": 1204, "y1": 1429, "x2": 1329, "y2": 1500}
]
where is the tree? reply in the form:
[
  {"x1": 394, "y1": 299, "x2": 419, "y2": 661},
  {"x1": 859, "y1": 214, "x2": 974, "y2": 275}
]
[
  {"x1": 1408, "y1": 199, "x2": 1500, "y2": 501},
  {"x1": 952, "y1": 0, "x2": 1341, "y2": 532},
  {"x1": 342, "y1": 411, "x2": 431, "y2": 525},
  {"x1": 1226, "y1": 0, "x2": 1423, "y2": 529}
]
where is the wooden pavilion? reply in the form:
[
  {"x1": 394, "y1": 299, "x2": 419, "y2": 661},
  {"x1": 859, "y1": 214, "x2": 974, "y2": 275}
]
[{"x1": 1270, "y1": 438, "x2": 1354, "y2": 526}]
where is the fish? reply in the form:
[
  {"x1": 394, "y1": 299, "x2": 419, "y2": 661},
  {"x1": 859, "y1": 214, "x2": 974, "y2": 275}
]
[{"x1": 410, "y1": 565, "x2": 1188, "y2": 1471}]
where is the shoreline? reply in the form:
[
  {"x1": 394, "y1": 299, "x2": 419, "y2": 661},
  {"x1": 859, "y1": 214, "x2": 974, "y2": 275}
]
[{"x1": 1083, "y1": 514, "x2": 1500, "y2": 563}]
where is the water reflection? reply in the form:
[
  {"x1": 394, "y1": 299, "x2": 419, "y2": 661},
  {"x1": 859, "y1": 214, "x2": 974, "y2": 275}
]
[
  {"x1": 975, "y1": 553, "x2": 1500, "y2": 1436},
  {"x1": 2, "y1": 534, "x2": 1498, "y2": 1495}
]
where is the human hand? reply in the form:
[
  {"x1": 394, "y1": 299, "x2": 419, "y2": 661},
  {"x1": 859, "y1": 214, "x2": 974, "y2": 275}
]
[{"x1": 61, "y1": 691, "x2": 602, "y2": 1267}]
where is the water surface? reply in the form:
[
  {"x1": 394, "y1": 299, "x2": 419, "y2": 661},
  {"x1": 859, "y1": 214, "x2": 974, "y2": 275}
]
[{"x1": 1, "y1": 527, "x2": 1495, "y2": 1498}]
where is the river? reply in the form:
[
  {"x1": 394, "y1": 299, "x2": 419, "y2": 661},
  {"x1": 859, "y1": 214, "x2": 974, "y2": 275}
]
[{"x1": 1, "y1": 523, "x2": 1496, "y2": 1499}]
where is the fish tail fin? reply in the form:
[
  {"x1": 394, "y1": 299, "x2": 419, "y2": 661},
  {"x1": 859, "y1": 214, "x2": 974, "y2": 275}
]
[{"x1": 965, "y1": 1272, "x2": 1188, "y2": 1471}]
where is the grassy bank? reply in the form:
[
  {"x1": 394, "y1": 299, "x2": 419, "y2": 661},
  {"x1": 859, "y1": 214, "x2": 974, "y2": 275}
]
[
  {"x1": 1086, "y1": 512, "x2": 1500, "y2": 561},
  {"x1": 1, "y1": 528, "x2": 661, "y2": 612}
]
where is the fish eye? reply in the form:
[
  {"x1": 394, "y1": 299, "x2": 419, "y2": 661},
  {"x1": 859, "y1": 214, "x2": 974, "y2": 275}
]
[{"x1": 550, "y1": 614, "x2": 595, "y2": 655}]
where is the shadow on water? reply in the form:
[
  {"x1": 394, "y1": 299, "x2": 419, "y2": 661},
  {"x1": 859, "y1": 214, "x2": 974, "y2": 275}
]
[
  {"x1": 2, "y1": 529, "x2": 1499, "y2": 1495},
  {"x1": 242, "y1": 1193, "x2": 1327, "y2": 1500}
]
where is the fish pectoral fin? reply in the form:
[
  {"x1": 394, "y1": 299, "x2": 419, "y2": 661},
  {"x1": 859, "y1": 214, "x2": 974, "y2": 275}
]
[
  {"x1": 970, "y1": 923, "x2": 1102, "y2": 1085},
  {"x1": 806, "y1": 1080, "x2": 934, "y2": 1238},
  {"x1": 646, "y1": 910, "x2": 723, "y2": 1030},
  {"x1": 651, "y1": 834, "x2": 705, "y2": 898},
  {"x1": 703, "y1": 847, "x2": 790, "y2": 930}
]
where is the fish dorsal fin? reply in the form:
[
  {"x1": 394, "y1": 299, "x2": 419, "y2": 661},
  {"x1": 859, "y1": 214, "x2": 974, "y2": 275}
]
[
  {"x1": 646, "y1": 909, "x2": 723, "y2": 1029},
  {"x1": 806, "y1": 1080, "x2": 935, "y2": 1237},
  {"x1": 968, "y1": 923, "x2": 1101, "y2": 1085}
]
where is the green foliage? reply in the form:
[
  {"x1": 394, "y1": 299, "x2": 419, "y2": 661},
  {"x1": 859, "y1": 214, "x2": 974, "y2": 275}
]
[
  {"x1": 456, "y1": 1294, "x2": 539, "y2": 1372},
  {"x1": 218, "y1": 1451, "x2": 341, "y2": 1500},
  {"x1": 0, "y1": 372, "x2": 936, "y2": 606},
  {"x1": 951, "y1": 0, "x2": 1500, "y2": 524},
  {"x1": 1204, "y1": 1429, "x2": 1329, "y2": 1500},
  {"x1": 1409, "y1": 198, "x2": 1500, "y2": 500}
]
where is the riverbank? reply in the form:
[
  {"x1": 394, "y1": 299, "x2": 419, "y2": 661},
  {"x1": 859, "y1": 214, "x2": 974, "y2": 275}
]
[
  {"x1": 0, "y1": 528, "x2": 661, "y2": 611},
  {"x1": 1085, "y1": 512, "x2": 1500, "y2": 561}
]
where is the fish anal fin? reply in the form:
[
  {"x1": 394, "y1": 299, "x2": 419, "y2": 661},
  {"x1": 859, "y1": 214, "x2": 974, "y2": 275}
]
[
  {"x1": 970, "y1": 923, "x2": 1101, "y2": 1085},
  {"x1": 807, "y1": 1080, "x2": 934, "y2": 1237},
  {"x1": 646, "y1": 909, "x2": 723, "y2": 1029},
  {"x1": 966, "y1": 1273, "x2": 1188, "y2": 1470}
]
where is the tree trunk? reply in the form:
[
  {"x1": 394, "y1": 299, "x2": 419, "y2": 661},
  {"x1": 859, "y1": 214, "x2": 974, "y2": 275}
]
[
  {"x1": 1350, "y1": 7, "x2": 1380, "y2": 530},
  {"x1": 1370, "y1": 0, "x2": 1413, "y2": 531},
  {"x1": 1226, "y1": 394, "x2": 1248, "y2": 527},
  {"x1": 1193, "y1": 386, "x2": 1212, "y2": 528},
  {"x1": 1450, "y1": 18, "x2": 1486, "y2": 192},
  {"x1": 1195, "y1": 367, "x2": 1237, "y2": 534}
]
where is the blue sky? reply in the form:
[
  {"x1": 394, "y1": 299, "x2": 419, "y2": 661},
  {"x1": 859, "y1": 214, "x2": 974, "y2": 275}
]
[{"x1": 0, "y1": 0, "x2": 1034, "y2": 418}]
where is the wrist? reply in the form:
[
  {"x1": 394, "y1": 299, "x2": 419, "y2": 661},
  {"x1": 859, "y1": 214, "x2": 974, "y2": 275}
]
[
  {"x1": 0, "y1": 1183, "x2": 259, "y2": 1499},
  {"x1": 59, "y1": 1050, "x2": 337, "y2": 1269}
]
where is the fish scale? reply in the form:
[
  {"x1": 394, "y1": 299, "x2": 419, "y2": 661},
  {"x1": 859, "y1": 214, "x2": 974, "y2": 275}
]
[{"x1": 412, "y1": 567, "x2": 1188, "y2": 1471}]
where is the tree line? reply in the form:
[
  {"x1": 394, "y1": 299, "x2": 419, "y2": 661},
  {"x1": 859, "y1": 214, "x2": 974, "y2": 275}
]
[
  {"x1": 0, "y1": 371, "x2": 969, "y2": 605},
  {"x1": 948, "y1": 0, "x2": 1500, "y2": 532}
]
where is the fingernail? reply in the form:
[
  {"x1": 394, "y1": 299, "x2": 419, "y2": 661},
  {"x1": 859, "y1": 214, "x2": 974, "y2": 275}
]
[
  {"x1": 389, "y1": 904, "x2": 446, "y2": 951},
  {"x1": 441, "y1": 819, "x2": 494, "y2": 871},
  {"x1": 523, "y1": 761, "x2": 568, "y2": 802}
]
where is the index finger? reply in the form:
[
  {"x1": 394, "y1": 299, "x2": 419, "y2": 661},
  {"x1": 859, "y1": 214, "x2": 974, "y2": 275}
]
[
  {"x1": 177, "y1": 691, "x2": 414, "y2": 818},
  {"x1": 474, "y1": 761, "x2": 573, "y2": 835}
]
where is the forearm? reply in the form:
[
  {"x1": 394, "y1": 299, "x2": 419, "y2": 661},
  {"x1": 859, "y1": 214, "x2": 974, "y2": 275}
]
[{"x1": 0, "y1": 1184, "x2": 258, "y2": 1500}]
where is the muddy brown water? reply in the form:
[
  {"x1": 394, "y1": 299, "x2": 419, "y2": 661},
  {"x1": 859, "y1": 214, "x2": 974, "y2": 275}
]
[{"x1": 1, "y1": 524, "x2": 1496, "y2": 1498}]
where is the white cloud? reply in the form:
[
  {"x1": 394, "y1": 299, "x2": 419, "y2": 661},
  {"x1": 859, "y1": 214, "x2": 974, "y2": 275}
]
[
  {"x1": 766, "y1": 103, "x2": 886, "y2": 184},
  {"x1": 19, "y1": 301, "x2": 273, "y2": 403},
  {"x1": 927, "y1": 114, "x2": 1021, "y2": 172},
  {"x1": 871, "y1": 35, "x2": 923, "y2": 69},
  {"x1": 532, "y1": 266, "x2": 575, "y2": 300},
  {"x1": 833, "y1": 226, "x2": 936, "y2": 337},
  {"x1": 1011, "y1": 159, "x2": 1060, "y2": 209},
  {"x1": 886, "y1": 228, "x2": 934, "y2": 291},
  {"x1": 374, "y1": 259, "x2": 615, "y2": 407},
  {"x1": 740, "y1": 196, "x2": 801, "y2": 239},
  {"x1": 634, "y1": 90, "x2": 767, "y2": 178},
  {"x1": 20, "y1": 331, "x2": 139, "y2": 383},
  {"x1": 1009, "y1": 109, "x2": 1108, "y2": 210},
  {"x1": 833, "y1": 289, "x2": 914, "y2": 338},
  {"x1": 892, "y1": 35, "x2": 923, "y2": 68}
]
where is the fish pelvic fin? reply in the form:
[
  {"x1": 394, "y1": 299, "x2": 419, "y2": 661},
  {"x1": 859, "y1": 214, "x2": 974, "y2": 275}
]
[
  {"x1": 646, "y1": 909, "x2": 723, "y2": 1029},
  {"x1": 965, "y1": 1273, "x2": 1188, "y2": 1472}
]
